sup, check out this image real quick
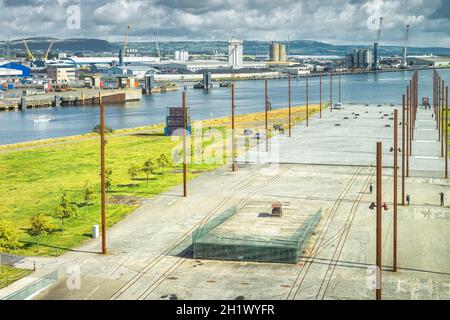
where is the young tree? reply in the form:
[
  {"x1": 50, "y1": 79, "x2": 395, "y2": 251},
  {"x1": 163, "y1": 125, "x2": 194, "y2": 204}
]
[
  {"x1": 141, "y1": 159, "x2": 157, "y2": 187},
  {"x1": 105, "y1": 168, "x2": 113, "y2": 193},
  {"x1": 92, "y1": 124, "x2": 113, "y2": 134},
  {"x1": 28, "y1": 213, "x2": 53, "y2": 253},
  {"x1": 157, "y1": 153, "x2": 173, "y2": 176},
  {"x1": 128, "y1": 164, "x2": 141, "y2": 192},
  {"x1": 172, "y1": 149, "x2": 182, "y2": 166},
  {"x1": 54, "y1": 192, "x2": 78, "y2": 235},
  {"x1": 0, "y1": 221, "x2": 21, "y2": 253},
  {"x1": 83, "y1": 182, "x2": 96, "y2": 216}
]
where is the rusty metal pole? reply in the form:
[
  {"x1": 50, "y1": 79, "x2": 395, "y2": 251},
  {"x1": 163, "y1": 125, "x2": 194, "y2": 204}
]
[
  {"x1": 433, "y1": 71, "x2": 436, "y2": 119},
  {"x1": 446, "y1": 86, "x2": 448, "y2": 179},
  {"x1": 409, "y1": 80, "x2": 413, "y2": 156},
  {"x1": 288, "y1": 74, "x2": 292, "y2": 138},
  {"x1": 414, "y1": 73, "x2": 416, "y2": 139},
  {"x1": 439, "y1": 77, "x2": 442, "y2": 144},
  {"x1": 434, "y1": 74, "x2": 441, "y2": 129},
  {"x1": 376, "y1": 142, "x2": 383, "y2": 300},
  {"x1": 414, "y1": 73, "x2": 417, "y2": 139},
  {"x1": 231, "y1": 83, "x2": 236, "y2": 172},
  {"x1": 433, "y1": 71, "x2": 436, "y2": 122},
  {"x1": 306, "y1": 75, "x2": 309, "y2": 127},
  {"x1": 393, "y1": 110, "x2": 398, "y2": 272},
  {"x1": 330, "y1": 72, "x2": 333, "y2": 112},
  {"x1": 100, "y1": 92, "x2": 107, "y2": 255},
  {"x1": 406, "y1": 86, "x2": 410, "y2": 177},
  {"x1": 319, "y1": 74, "x2": 322, "y2": 119},
  {"x1": 414, "y1": 71, "x2": 418, "y2": 139},
  {"x1": 265, "y1": 79, "x2": 269, "y2": 152},
  {"x1": 402, "y1": 94, "x2": 406, "y2": 206},
  {"x1": 438, "y1": 76, "x2": 441, "y2": 135},
  {"x1": 182, "y1": 91, "x2": 187, "y2": 197},
  {"x1": 442, "y1": 80, "x2": 445, "y2": 157},
  {"x1": 435, "y1": 72, "x2": 438, "y2": 120}
]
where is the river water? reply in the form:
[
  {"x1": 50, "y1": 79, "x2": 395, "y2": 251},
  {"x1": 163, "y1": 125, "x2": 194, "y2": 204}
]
[{"x1": 1, "y1": 69, "x2": 449, "y2": 145}]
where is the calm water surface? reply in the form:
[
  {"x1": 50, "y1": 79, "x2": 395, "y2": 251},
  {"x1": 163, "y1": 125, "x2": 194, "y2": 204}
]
[{"x1": 1, "y1": 69, "x2": 449, "y2": 145}]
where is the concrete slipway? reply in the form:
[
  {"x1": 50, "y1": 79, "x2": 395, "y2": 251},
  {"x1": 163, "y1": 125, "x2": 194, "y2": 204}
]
[{"x1": 1, "y1": 104, "x2": 449, "y2": 300}]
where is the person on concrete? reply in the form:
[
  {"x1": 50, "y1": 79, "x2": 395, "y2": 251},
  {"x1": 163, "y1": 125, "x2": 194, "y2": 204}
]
[
  {"x1": 440, "y1": 192, "x2": 445, "y2": 206},
  {"x1": 406, "y1": 194, "x2": 411, "y2": 205},
  {"x1": 369, "y1": 183, "x2": 373, "y2": 194}
]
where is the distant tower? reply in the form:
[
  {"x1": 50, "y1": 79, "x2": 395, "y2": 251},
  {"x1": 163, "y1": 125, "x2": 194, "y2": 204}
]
[
  {"x1": 401, "y1": 25, "x2": 410, "y2": 69},
  {"x1": 228, "y1": 39, "x2": 244, "y2": 69},
  {"x1": 372, "y1": 17, "x2": 383, "y2": 71}
]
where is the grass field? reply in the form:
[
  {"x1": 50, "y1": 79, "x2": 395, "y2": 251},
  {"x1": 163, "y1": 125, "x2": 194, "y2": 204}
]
[
  {"x1": 0, "y1": 265, "x2": 31, "y2": 290},
  {"x1": 0, "y1": 105, "x2": 318, "y2": 257}
]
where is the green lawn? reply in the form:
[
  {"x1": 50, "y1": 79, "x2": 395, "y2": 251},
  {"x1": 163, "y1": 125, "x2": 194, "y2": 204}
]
[
  {"x1": 0, "y1": 106, "x2": 316, "y2": 257},
  {"x1": 0, "y1": 126, "x2": 226, "y2": 256},
  {"x1": 0, "y1": 265, "x2": 31, "y2": 289}
]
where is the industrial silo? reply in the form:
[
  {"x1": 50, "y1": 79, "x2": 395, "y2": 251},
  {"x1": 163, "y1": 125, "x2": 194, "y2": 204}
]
[
  {"x1": 279, "y1": 44, "x2": 287, "y2": 63},
  {"x1": 270, "y1": 43, "x2": 280, "y2": 62}
]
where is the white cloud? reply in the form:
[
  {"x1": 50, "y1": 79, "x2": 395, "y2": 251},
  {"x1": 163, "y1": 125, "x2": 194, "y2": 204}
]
[{"x1": 0, "y1": 0, "x2": 448, "y2": 47}]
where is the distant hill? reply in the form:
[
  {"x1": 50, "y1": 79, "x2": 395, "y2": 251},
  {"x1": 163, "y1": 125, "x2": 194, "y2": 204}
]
[
  {"x1": 1, "y1": 37, "x2": 449, "y2": 57},
  {"x1": 127, "y1": 40, "x2": 450, "y2": 57},
  {"x1": 1, "y1": 37, "x2": 115, "y2": 53}
]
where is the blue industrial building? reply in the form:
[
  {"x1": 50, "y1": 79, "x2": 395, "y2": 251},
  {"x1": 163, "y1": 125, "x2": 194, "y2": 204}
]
[{"x1": 0, "y1": 62, "x2": 31, "y2": 77}]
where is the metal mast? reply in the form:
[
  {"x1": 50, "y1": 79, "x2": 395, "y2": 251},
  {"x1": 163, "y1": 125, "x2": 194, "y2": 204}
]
[
  {"x1": 154, "y1": 32, "x2": 161, "y2": 60},
  {"x1": 120, "y1": 25, "x2": 131, "y2": 66}
]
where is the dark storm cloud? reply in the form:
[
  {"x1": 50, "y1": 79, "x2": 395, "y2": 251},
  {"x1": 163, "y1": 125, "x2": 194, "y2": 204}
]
[{"x1": 0, "y1": 0, "x2": 449, "y2": 47}]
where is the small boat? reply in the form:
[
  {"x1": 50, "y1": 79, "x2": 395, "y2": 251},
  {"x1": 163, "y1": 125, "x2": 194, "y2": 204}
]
[{"x1": 34, "y1": 115, "x2": 51, "y2": 123}]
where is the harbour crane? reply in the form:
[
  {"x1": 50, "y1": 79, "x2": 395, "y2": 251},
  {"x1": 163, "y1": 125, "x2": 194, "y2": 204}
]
[
  {"x1": 23, "y1": 39, "x2": 35, "y2": 62},
  {"x1": 119, "y1": 24, "x2": 131, "y2": 66},
  {"x1": 372, "y1": 17, "x2": 383, "y2": 71},
  {"x1": 43, "y1": 40, "x2": 54, "y2": 61},
  {"x1": 401, "y1": 24, "x2": 410, "y2": 69}
]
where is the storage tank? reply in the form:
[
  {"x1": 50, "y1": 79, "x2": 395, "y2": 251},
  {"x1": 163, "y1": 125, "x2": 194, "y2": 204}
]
[
  {"x1": 270, "y1": 43, "x2": 280, "y2": 62},
  {"x1": 279, "y1": 44, "x2": 287, "y2": 63}
]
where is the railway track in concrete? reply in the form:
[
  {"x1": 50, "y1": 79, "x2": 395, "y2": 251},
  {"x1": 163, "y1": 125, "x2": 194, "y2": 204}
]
[
  {"x1": 108, "y1": 165, "x2": 291, "y2": 300},
  {"x1": 135, "y1": 165, "x2": 292, "y2": 300},
  {"x1": 285, "y1": 166, "x2": 364, "y2": 300},
  {"x1": 315, "y1": 167, "x2": 374, "y2": 300}
]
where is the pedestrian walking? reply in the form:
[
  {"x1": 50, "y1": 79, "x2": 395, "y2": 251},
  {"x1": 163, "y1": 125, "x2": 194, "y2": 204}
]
[
  {"x1": 369, "y1": 182, "x2": 373, "y2": 194},
  {"x1": 440, "y1": 192, "x2": 445, "y2": 206},
  {"x1": 406, "y1": 194, "x2": 411, "y2": 205}
]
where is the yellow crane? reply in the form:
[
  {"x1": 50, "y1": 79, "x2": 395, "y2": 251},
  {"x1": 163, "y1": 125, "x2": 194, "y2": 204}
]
[
  {"x1": 120, "y1": 24, "x2": 131, "y2": 66},
  {"x1": 43, "y1": 40, "x2": 54, "y2": 61},
  {"x1": 23, "y1": 39, "x2": 35, "y2": 61}
]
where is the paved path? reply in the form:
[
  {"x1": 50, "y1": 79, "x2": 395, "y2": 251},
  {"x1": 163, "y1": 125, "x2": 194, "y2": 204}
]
[{"x1": 411, "y1": 105, "x2": 446, "y2": 177}]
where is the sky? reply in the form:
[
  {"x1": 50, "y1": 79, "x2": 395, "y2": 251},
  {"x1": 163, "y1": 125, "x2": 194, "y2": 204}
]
[{"x1": 1, "y1": 0, "x2": 450, "y2": 47}]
